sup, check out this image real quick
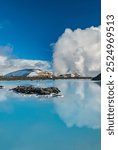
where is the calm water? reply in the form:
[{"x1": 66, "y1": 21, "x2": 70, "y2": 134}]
[{"x1": 0, "y1": 80, "x2": 101, "y2": 150}]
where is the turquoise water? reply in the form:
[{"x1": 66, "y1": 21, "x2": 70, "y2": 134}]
[{"x1": 0, "y1": 80, "x2": 101, "y2": 150}]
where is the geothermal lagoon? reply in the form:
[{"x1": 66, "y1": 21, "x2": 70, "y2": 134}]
[{"x1": 0, "y1": 79, "x2": 101, "y2": 150}]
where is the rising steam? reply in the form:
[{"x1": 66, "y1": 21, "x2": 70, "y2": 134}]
[{"x1": 53, "y1": 26, "x2": 101, "y2": 76}]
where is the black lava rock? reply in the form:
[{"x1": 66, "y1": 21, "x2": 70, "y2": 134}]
[
  {"x1": 92, "y1": 73, "x2": 101, "y2": 81},
  {"x1": 11, "y1": 86, "x2": 61, "y2": 95}
]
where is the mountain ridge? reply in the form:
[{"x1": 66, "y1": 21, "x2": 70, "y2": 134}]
[{"x1": 5, "y1": 68, "x2": 52, "y2": 77}]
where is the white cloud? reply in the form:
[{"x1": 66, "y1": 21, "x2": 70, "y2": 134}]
[
  {"x1": 53, "y1": 26, "x2": 101, "y2": 76},
  {"x1": 0, "y1": 45, "x2": 51, "y2": 75}
]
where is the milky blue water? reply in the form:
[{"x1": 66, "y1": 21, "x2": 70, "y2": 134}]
[{"x1": 0, "y1": 80, "x2": 101, "y2": 150}]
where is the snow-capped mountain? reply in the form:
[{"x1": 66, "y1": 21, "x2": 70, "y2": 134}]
[{"x1": 5, "y1": 69, "x2": 53, "y2": 77}]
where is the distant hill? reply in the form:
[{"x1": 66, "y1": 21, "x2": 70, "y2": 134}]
[
  {"x1": 5, "y1": 69, "x2": 52, "y2": 78},
  {"x1": 92, "y1": 73, "x2": 101, "y2": 81}
]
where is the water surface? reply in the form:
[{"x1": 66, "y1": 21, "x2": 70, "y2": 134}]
[{"x1": 0, "y1": 80, "x2": 101, "y2": 150}]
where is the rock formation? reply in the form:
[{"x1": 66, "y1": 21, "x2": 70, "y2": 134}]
[
  {"x1": 92, "y1": 73, "x2": 101, "y2": 81},
  {"x1": 11, "y1": 86, "x2": 61, "y2": 96}
]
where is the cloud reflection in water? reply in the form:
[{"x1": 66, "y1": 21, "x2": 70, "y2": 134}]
[{"x1": 54, "y1": 80, "x2": 101, "y2": 129}]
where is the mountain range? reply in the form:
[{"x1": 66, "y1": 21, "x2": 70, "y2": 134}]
[
  {"x1": 5, "y1": 69, "x2": 53, "y2": 77},
  {"x1": 3, "y1": 68, "x2": 98, "y2": 79}
]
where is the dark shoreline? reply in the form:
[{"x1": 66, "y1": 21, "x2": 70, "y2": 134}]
[{"x1": 0, "y1": 76, "x2": 92, "y2": 81}]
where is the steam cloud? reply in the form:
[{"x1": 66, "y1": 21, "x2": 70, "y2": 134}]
[
  {"x1": 53, "y1": 26, "x2": 101, "y2": 76},
  {"x1": 0, "y1": 26, "x2": 101, "y2": 76}
]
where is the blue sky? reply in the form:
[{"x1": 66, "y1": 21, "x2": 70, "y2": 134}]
[{"x1": 0, "y1": 0, "x2": 101, "y2": 61}]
